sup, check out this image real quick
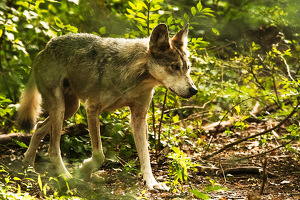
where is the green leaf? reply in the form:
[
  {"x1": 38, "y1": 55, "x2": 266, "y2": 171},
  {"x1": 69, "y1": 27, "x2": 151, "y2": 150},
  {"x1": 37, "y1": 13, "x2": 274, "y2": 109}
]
[
  {"x1": 184, "y1": 13, "x2": 189, "y2": 22},
  {"x1": 201, "y1": 8, "x2": 214, "y2": 13},
  {"x1": 141, "y1": 2, "x2": 148, "y2": 10},
  {"x1": 99, "y1": 27, "x2": 106, "y2": 35},
  {"x1": 167, "y1": 16, "x2": 173, "y2": 25},
  {"x1": 234, "y1": 105, "x2": 240, "y2": 115},
  {"x1": 212, "y1": 28, "x2": 219, "y2": 35},
  {"x1": 38, "y1": 175, "x2": 43, "y2": 191},
  {"x1": 12, "y1": 139, "x2": 28, "y2": 148},
  {"x1": 149, "y1": 14, "x2": 161, "y2": 20},
  {"x1": 126, "y1": 8, "x2": 136, "y2": 15},
  {"x1": 54, "y1": 17, "x2": 64, "y2": 28},
  {"x1": 197, "y1": 1, "x2": 203, "y2": 12},
  {"x1": 191, "y1": 7, "x2": 197, "y2": 16},
  {"x1": 65, "y1": 24, "x2": 78, "y2": 33},
  {"x1": 190, "y1": 189, "x2": 210, "y2": 199},
  {"x1": 150, "y1": 4, "x2": 161, "y2": 11},
  {"x1": 204, "y1": 185, "x2": 227, "y2": 192},
  {"x1": 125, "y1": 14, "x2": 135, "y2": 19},
  {"x1": 137, "y1": 12, "x2": 147, "y2": 19},
  {"x1": 128, "y1": 1, "x2": 136, "y2": 9},
  {"x1": 13, "y1": 177, "x2": 21, "y2": 181}
]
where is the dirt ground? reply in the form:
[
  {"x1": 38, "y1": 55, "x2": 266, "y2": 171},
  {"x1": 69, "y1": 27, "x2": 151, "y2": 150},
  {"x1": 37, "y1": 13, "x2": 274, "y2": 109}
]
[{"x1": 0, "y1": 121, "x2": 300, "y2": 200}]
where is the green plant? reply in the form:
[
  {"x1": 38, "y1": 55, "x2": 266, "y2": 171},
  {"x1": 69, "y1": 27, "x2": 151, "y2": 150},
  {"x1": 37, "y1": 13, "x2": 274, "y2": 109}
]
[
  {"x1": 167, "y1": 146, "x2": 199, "y2": 191},
  {"x1": 61, "y1": 135, "x2": 92, "y2": 163},
  {"x1": 0, "y1": 95, "x2": 17, "y2": 133},
  {"x1": 123, "y1": 159, "x2": 139, "y2": 174}
]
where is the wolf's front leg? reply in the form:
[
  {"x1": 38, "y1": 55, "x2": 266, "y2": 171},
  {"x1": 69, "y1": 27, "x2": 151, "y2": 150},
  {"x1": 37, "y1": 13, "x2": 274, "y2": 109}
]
[
  {"x1": 79, "y1": 104, "x2": 105, "y2": 180},
  {"x1": 130, "y1": 105, "x2": 169, "y2": 190}
]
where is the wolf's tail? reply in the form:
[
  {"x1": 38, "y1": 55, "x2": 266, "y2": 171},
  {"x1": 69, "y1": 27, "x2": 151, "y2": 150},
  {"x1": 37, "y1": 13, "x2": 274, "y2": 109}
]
[{"x1": 17, "y1": 73, "x2": 41, "y2": 132}]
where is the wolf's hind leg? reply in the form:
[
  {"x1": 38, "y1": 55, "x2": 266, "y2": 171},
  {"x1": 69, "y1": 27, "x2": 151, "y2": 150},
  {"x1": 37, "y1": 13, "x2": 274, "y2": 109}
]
[
  {"x1": 79, "y1": 104, "x2": 105, "y2": 180},
  {"x1": 46, "y1": 91, "x2": 71, "y2": 178},
  {"x1": 23, "y1": 117, "x2": 50, "y2": 168}
]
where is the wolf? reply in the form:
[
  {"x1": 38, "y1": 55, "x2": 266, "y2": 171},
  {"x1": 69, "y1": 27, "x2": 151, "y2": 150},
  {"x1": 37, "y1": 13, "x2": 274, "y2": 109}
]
[{"x1": 17, "y1": 23, "x2": 197, "y2": 190}]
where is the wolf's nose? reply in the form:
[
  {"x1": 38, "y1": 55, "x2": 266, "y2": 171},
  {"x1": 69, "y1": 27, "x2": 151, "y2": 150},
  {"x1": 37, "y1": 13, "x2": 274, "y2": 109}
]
[{"x1": 189, "y1": 87, "x2": 198, "y2": 96}]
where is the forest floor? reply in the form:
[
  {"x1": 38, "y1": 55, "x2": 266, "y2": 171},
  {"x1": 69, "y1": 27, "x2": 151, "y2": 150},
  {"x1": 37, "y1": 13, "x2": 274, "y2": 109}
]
[{"x1": 0, "y1": 120, "x2": 300, "y2": 200}]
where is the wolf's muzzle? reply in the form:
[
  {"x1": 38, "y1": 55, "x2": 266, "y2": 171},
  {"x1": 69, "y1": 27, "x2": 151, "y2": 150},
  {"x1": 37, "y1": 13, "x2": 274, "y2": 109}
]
[
  {"x1": 169, "y1": 86, "x2": 198, "y2": 98},
  {"x1": 189, "y1": 87, "x2": 198, "y2": 96}
]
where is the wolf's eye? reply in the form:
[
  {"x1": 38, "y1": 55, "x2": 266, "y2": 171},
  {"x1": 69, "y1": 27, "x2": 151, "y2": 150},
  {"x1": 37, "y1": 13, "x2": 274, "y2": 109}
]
[{"x1": 171, "y1": 64, "x2": 180, "y2": 70}]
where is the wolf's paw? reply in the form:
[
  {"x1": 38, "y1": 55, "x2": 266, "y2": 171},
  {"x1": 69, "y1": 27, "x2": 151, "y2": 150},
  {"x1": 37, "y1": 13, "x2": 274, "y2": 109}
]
[
  {"x1": 77, "y1": 168, "x2": 92, "y2": 181},
  {"x1": 144, "y1": 175, "x2": 169, "y2": 191},
  {"x1": 59, "y1": 172, "x2": 72, "y2": 180},
  {"x1": 76, "y1": 159, "x2": 93, "y2": 181},
  {"x1": 151, "y1": 182, "x2": 170, "y2": 191},
  {"x1": 22, "y1": 156, "x2": 35, "y2": 169}
]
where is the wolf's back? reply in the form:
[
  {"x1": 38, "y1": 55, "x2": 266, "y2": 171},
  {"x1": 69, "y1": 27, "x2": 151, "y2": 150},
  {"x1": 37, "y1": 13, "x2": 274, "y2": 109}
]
[{"x1": 17, "y1": 74, "x2": 41, "y2": 132}]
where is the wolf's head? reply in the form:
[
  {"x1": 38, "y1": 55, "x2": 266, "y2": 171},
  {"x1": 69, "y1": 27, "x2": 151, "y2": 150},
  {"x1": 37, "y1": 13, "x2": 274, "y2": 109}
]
[{"x1": 148, "y1": 23, "x2": 197, "y2": 98}]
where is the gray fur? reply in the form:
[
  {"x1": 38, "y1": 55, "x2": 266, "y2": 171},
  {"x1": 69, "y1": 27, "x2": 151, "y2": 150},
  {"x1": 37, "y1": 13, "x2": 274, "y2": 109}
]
[{"x1": 17, "y1": 23, "x2": 197, "y2": 190}]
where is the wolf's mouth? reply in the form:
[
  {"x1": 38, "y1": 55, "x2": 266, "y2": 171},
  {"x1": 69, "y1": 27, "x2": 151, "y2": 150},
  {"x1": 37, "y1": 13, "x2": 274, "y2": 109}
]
[
  {"x1": 168, "y1": 88, "x2": 190, "y2": 99},
  {"x1": 168, "y1": 88, "x2": 177, "y2": 95},
  {"x1": 169, "y1": 88, "x2": 186, "y2": 98}
]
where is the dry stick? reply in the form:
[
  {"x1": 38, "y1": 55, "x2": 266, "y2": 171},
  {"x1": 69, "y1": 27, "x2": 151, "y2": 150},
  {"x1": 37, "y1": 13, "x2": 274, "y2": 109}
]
[
  {"x1": 280, "y1": 55, "x2": 295, "y2": 82},
  {"x1": 219, "y1": 158, "x2": 226, "y2": 184},
  {"x1": 250, "y1": 59, "x2": 266, "y2": 91},
  {"x1": 151, "y1": 100, "x2": 157, "y2": 154},
  {"x1": 205, "y1": 96, "x2": 257, "y2": 150},
  {"x1": 235, "y1": 140, "x2": 293, "y2": 161},
  {"x1": 216, "y1": 96, "x2": 258, "y2": 131},
  {"x1": 164, "y1": 99, "x2": 212, "y2": 114},
  {"x1": 203, "y1": 101, "x2": 300, "y2": 159},
  {"x1": 260, "y1": 157, "x2": 268, "y2": 195},
  {"x1": 157, "y1": 90, "x2": 168, "y2": 152},
  {"x1": 257, "y1": 54, "x2": 282, "y2": 109},
  {"x1": 271, "y1": 65, "x2": 282, "y2": 110}
]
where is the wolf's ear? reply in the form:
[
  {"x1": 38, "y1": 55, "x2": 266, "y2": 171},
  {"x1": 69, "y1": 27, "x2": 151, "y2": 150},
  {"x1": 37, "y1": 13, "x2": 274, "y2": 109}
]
[
  {"x1": 172, "y1": 23, "x2": 189, "y2": 49},
  {"x1": 149, "y1": 23, "x2": 170, "y2": 52}
]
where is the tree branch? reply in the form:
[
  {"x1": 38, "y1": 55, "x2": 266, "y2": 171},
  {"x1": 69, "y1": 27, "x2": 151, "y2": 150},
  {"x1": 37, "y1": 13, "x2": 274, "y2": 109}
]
[{"x1": 203, "y1": 100, "x2": 299, "y2": 159}]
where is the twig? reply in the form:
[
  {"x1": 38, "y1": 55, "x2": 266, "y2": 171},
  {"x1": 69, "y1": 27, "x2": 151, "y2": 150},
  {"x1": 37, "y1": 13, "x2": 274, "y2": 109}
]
[
  {"x1": 216, "y1": 96, "x2": 258, "y2": 132},
  {"x1": 280, "y1": 55, "x2": 295, "y2": 81},
  {"x1": 206, "y1": 41, "x2": 236, "y2": 51},
  {"x1": 271, "y1": 65, "x2": 282, "y2": 110},
  {"x1": 219, "y1": 158, "x2": 226, "y2": 184},
  {"x1": 171, "y1": 111, "x2": 210, "y2": 125},
  {"x1": 260, "y1": 157, "x2": 268, "y2": 195},
  {"x1": 164, "y1": 99, "x2": 212, "y2": 114},
  {"x1": 151, "y1": 100, "x2": 157, "y2": 154},
  {"x1": 157, "y1": 90, "x2": 167, "y2": 152},
  {"x1": 203, "y1": 100, "x2": 299, "y2": 159},
  {"x1": 238, "y1": 140, "x2": 293, "y2": 161},
  {"x1": 250, "y1": 58, "x2": 266, "y2": 91},
  {"x1": 257, "y1": 54, "x2": 282, "y2": 109}
]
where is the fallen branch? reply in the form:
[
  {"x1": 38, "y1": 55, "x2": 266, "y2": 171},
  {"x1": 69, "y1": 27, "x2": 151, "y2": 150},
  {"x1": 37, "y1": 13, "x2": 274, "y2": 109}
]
[
  {"x1": 0, "y1": 124, "x2": 88, "y2": 145},
  {"x1": 240, "y1": 140, "x2": 293, "y2": 160},
  {"x1": 218, "y1": 166, "x2": 277, "y2": 178},
  {"x1": 202, "y1": 99, "x2": 292, "y2": 134},
  {"x1": 164, "y1": 99, "x2": 212, "y2": 114},
  {"x1": 0, "y1": 132, "x2": 32, "y2": 145},
  {"x1": 203, "y1": 101, "x2": 299, "y2": 159},
  {"x1": 260, "y1": 157, "x2": 268, "y2": 195}
]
